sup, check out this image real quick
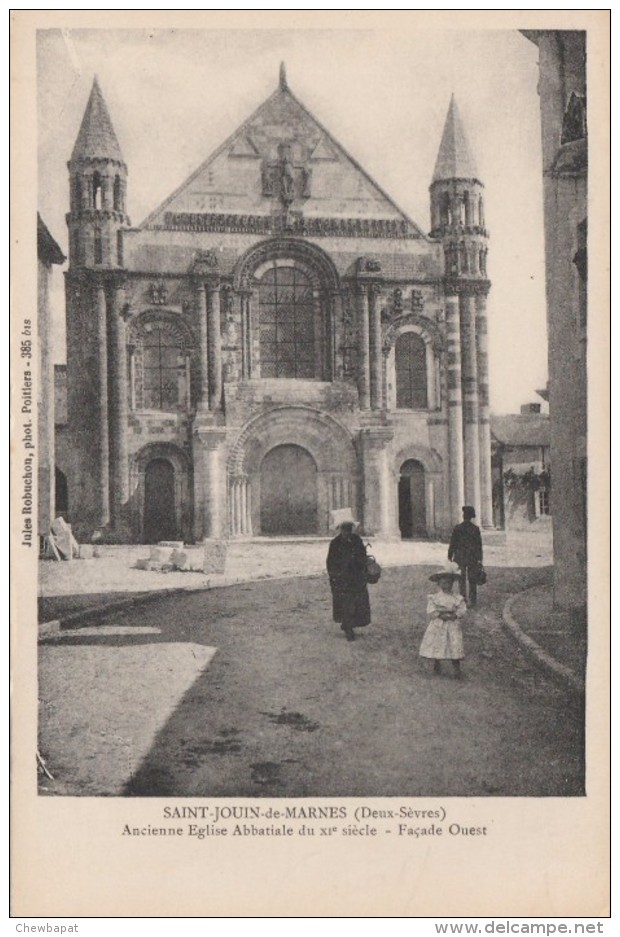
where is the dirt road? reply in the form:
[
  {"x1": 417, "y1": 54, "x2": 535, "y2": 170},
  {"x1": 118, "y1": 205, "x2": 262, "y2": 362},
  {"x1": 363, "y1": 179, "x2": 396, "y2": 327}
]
[{"x1": 39, "y1": 564, "x2": 584, "y2": 797}]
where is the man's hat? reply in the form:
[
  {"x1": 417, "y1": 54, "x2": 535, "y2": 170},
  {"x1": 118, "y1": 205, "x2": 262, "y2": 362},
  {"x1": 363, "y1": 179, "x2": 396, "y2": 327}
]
[
  {"x1": 462, "y1": 505, "x2": 476, "y2": 518},
  {"x1": 429, "y1": 562, "x2": 462, "y2": 583}
]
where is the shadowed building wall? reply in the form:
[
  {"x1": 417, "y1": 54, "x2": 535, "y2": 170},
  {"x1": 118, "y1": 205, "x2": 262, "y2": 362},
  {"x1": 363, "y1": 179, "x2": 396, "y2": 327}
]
[{"x1": 522, "y1": 31, "x2": 587, "y2": 618}]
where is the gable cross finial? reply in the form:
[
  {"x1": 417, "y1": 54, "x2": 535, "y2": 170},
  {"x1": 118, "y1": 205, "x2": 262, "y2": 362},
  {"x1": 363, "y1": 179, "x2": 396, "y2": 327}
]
[{"x1": 279, "y1": 62, "x2": 288, "y2": 91}]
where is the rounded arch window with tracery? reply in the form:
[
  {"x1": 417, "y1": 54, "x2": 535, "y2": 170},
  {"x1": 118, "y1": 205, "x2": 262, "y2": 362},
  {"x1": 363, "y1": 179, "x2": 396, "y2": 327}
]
[
  {"x1": 395, "y1": 331, "x2": 428, "y2": 409},
  {"x1": 130, "y1": 315, "x2": 193, "y2": 412},
  {"x1": 258, "y1": 265, "x2": 319, "y2": 379}
]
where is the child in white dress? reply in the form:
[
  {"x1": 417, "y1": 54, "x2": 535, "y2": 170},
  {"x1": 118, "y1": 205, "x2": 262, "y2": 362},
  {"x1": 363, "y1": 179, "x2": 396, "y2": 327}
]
[{"x1": 420, "y1": 567, "x2": 467, "y2": 678}]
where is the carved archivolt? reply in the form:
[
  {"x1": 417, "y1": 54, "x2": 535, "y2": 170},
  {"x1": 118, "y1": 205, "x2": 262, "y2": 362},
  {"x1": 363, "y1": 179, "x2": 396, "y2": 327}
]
[
  {"x1": 132, "y1": 441, "x2": 191, "y2": 475},
  {"x1": 129, "y1": 309, "x2": 196, "y2": 350},
  {"x1": 227, "y1": 405, "x2": 356, "y2": 477},
  {"x1": 382, "y1": 312, "x2": 444, "y2": 356},
  {"x1": 234, "y1": 237, "x2": 340, "y2": 292},
  {"x1": 394, "y1": 444, "x2": 443, "y2": 475}
]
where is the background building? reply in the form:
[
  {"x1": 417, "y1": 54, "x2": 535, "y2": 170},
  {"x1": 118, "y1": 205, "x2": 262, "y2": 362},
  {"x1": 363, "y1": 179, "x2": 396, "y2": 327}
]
[
  {"x1": 59, "y1": 69, "x2": 493, "y2": 544},
  {"x1": 491, "y1": 403, "x2": 550, "y2": 530},
  {"x1": 37, "y1": 214, "x2": 65, "y2": 539},
  {"x1": 522, "y1": 31, "x2": 587, "y2": 619}
]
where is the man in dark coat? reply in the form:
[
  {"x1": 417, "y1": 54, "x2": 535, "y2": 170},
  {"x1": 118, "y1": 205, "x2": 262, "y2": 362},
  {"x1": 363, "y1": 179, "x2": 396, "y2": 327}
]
[
  {"x1": 448, "y1": 505, "x2": 483, "y2": 606},
  {"x1": 326, "y1": 521, "x2": 371, "y2": 641}
]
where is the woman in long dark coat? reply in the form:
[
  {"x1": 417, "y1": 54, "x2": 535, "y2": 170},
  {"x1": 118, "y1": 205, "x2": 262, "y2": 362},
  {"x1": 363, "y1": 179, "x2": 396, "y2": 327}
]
[{"x1": 326, "y1": 521, "x2": 371, "y2": 641}]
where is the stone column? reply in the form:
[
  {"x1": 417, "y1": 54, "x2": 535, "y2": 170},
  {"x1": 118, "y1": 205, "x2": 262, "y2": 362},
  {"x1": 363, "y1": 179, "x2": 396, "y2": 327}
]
[
  {"x1": 128, "y1": 349, "x2": 136, "y2": 410},
  {"x1": 247, "y1": 289, "x2": 259, "y2": 377},
  {"x1": 357, "y1": 284, "x2": 370, "y2": 409},
  {"x1": 101, "y1": 175, "x2": 113, "y2": 210},
  {"x1": 426, "y1": 477, "x2": 436, "y2": 535},
  {"x1": 460, "y1": 292, "x2": 481, "y2": 516},
  {"x1": 95, "y1": 281, "x2": 110, "y2": 527},
  {"x1": 111, "y1": 282, "x2": 129, "y2": 526},
  {"x1": 80, "y1": 177, "x2": 91, "y2": 211},
  {"x1": 207, "y1": 279, "x2": 222, "y2": 410},
  {"x1": 312, "y1": 290, "x2": 323, "y2": 378},
  {"x1": 205, "y1": 447, "x2": 223, "y2": 538},
  {"x1": 331, "y1": 290, "x2": 344, "y2": 380},
  {"x1": 476, "y1": 291, "x2": 493, "y2": 527},
  {"x1": 239, "y1": 290, "x2": 252, "y2": 378},
  {"x1": 425, "y1": 340, "x2": 437, "y2": 410},
  {"x1": 369, "y1": 286, "x2": 383, "y2": 410},
  {"x1": 195, "y1": 281, "x2": 209, "y2": 407},
  {"x1": 194, "y1": 429, "x2": 227, "y2": 540},
  {"x1": 445, "y1": 293, "x2": 465, "y2": 523},
  {"x1": 360, "y1": 427, "x2": 394, "y2": 537},
  {"x1": 185, "y1": 354, "x2": 192, "y2": 409},
  {"x1": 230, "y1": 475, "x2": 252, "y2": 537}
]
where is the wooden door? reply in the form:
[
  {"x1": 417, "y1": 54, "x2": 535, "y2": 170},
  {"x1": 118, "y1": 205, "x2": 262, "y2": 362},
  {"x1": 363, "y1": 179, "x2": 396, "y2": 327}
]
[
  {"x1": 260, "y1": 444, "x2": 318, "y2": 535},
  {"x1": 143, "y1": 458, "x2": 177, "y2": 542}
]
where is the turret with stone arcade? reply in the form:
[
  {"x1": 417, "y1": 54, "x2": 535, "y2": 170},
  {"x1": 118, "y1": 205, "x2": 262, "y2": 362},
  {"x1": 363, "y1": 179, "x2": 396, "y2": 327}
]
[
  {"x1": 65, "y1": 77, "x2": 131, "y2": 538},
  {"x1": 430, "y1": 95, "x2": 493, "y2": 527},
  {"x1": 66, "y1": 76, "x2": 129, "y2": 269}
]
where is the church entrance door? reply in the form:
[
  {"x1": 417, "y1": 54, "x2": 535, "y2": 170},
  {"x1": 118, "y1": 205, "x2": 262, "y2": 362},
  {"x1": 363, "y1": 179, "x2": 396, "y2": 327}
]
[
  {"x1": 398, "y1": 459, "x2": 426, "y2": 538},
  {"x1": 260, "y1": 444, "x2": 318, "y2": 535},
  {"x1": 143, "y1": 458, "x2": 177, "y2": 542}
]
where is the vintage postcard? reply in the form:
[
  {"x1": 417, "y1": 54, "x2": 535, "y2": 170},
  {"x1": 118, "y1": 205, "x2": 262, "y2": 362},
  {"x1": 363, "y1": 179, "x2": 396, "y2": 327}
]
[{"x1": 10, "y1": 9, "x2": 610, "y2": 918}]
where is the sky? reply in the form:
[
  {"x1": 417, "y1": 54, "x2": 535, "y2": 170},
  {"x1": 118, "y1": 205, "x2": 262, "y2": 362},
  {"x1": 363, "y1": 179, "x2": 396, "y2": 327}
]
[{"x1": 37, "y1": 26, "x2": 548, "y2": 414}]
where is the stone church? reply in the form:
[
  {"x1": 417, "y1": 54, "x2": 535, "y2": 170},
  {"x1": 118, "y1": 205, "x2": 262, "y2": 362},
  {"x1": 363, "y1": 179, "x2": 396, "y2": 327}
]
[{"x1": 60, "y1": 65, "x2": 492, "y2": 544}]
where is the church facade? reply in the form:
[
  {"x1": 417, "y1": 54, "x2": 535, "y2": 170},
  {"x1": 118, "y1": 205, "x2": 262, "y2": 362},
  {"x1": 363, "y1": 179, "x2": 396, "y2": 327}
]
[{"x1": 61, "y1": 66, "x2": 492, "y2": 543}]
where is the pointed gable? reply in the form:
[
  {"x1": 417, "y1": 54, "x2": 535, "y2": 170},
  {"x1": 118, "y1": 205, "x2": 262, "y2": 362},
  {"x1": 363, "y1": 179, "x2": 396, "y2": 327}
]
[
  {"x1": 71, "y1": 77, "x2": 124, "y2": 164},
  {"x1": 142, "y1": 73, "x2": 424, "y2": 236},
  {"x1": 432, "y1": 95, "x2": 479, "y2": 183}
]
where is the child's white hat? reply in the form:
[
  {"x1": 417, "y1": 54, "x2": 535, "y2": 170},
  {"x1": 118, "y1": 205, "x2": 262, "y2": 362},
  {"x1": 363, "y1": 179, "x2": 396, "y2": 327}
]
[{"x1": 429, "y1": 562, "x2": 461, "y2": 582}]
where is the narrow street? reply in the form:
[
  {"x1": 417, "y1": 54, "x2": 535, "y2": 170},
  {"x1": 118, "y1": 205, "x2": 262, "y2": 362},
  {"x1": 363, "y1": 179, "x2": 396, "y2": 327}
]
[{"x1": 39, "y1": 564, "x2": 584, "y2": 798}]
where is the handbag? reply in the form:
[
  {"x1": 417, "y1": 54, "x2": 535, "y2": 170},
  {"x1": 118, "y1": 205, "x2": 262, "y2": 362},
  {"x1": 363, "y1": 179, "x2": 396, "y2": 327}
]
[
  {"x1": 365, "y1": 544, "x2": 382, "y2": 584},
  {"x1": 475, "y1": 563, "x2": 487, "y2": 586}
]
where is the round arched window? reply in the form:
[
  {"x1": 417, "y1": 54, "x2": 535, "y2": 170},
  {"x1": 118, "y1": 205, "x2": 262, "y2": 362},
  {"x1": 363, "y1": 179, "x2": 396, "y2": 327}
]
[
  {"x1": 130, "y1": 317, "x2": 191, "y2": 412},
  {"x1": 142, "y1": 325, "x2": 187, "y2": 410},
  {"x1": 395, "y1": 332, "x2": 428, "y2": 409},
  {"x1": 258, "y1": 266, "x2": 317, "y2": 378}
]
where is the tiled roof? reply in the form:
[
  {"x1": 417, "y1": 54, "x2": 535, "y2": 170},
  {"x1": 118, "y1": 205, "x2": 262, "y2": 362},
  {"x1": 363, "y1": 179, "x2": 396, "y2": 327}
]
[
  {"x1": 37, "y1": 214, "x2": 65, "y2": 265},
  {"x1": 491, "y1": 413, "x2": 550, "y2": 448},
  {"x1": 432, "y1": 95, "x2": 480, "y2": 183},
  {"x1": 71, "y1": 77, "x2": 123, "y2": 163}
]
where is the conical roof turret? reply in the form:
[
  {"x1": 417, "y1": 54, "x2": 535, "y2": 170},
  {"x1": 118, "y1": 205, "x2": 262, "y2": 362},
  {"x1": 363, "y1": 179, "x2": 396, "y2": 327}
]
[
  {"x1": 432, "y1": 95, "x2": 479, "y2": 183},
  {"x1": 71, "y1": 77, "x2": 124, "y2": 164}
]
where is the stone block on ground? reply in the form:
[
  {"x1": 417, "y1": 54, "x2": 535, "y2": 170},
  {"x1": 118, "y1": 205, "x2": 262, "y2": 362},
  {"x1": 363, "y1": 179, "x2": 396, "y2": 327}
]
[
  {"x1": 203, "y1": 539, "x2": 227, "y2": 574},
  {"x1": 169, "y1": 548, "x2": 189, "y2": 571},
  {"x1": 149, "y1": 545, "x2": 173, "y2": 565}
]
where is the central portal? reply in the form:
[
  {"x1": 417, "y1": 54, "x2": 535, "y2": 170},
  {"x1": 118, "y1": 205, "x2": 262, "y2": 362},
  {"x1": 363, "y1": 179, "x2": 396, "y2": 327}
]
[{"x1": 260, "y1": 444, "x2": 318, "y2": 535}]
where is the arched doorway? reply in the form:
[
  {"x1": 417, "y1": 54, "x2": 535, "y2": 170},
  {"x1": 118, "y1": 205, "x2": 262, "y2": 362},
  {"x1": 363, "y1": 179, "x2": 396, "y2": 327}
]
[
  {"x1": 260, "y1": 444, "x2": 318, "y2": 535},
  {"x1": 143, "y1": 458, "x2": 177, "y2": 542},
  {"x1": 398, "y1": 459, "x2": 426, "y2": 538}
]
